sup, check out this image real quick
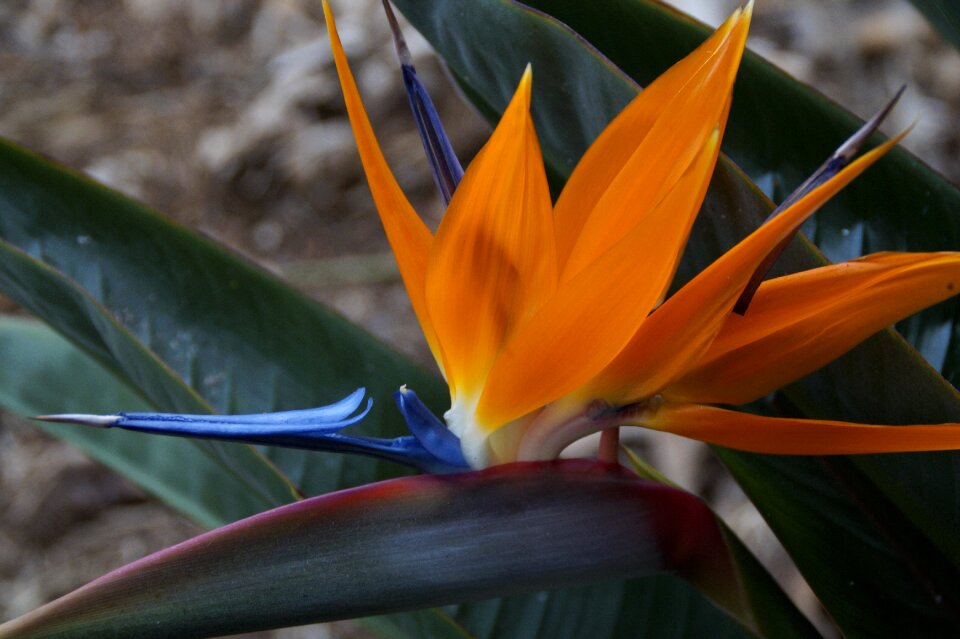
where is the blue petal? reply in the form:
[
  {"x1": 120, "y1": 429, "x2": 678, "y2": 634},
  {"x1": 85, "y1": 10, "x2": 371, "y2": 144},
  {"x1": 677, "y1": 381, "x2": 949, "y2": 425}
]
[
  {"x1": 393, "y1": 387, "x2": 469, "y2": 469},
  {"x1": 782, "y1": 86, "x2": 905, "y2": 206},
  {"x1": 383, "y1": 0, "x2": 463, "y2": 204},
  {"x1": 733, "y1": 87, "x2": 905, "y2": 314},
  {"x1": 401, "y1": 65, "x2": 464, "y2": 204},
  {"x1": 117, "y1": 388, "x2": 371, "y2": 435},
  {"x1": 37, "y1": 388, "x2": 467, "y2": 474}
]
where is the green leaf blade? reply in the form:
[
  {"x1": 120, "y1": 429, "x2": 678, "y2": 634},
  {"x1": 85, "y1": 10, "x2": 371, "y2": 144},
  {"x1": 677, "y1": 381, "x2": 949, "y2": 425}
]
[
  {"x1": 0, "y1": 315, "x2": 275, "y2": 526},
  {"x1": 907, "y1": 0, "x2": 960, "y2": 50},
  {"x1": 0, "y1": 136, "x2": 448, "y2": 502}
]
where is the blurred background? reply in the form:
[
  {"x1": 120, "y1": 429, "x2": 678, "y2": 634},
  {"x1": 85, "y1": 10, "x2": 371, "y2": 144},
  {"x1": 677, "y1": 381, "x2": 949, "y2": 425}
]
[{"x1": 0, "y1": 0, "x2": 957, "y2": 636}]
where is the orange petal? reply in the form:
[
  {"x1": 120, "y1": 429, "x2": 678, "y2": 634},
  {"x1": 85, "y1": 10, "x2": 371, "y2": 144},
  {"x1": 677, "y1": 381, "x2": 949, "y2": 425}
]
[
  {"x1": 323, "y1": 1, "x2": 441, "y2": 367},
  {"x1": 665, "y1": 252, "x2": 960, "y2": 405},
  {"x1": 585, "y1": 131, "x2": 908, "y2": 405},
  {"x1": 477, "y1": 130, "x2": 722, "y2": 428},
  {"x1": 425, "y1": 67, "x2": 556, "y2": 398},
  {"x1": 642, "y1": 402, "x2": 960, "y2": 454},
  {"x1": 555, "y1": 4, "x2": 750, "y2": 279}
]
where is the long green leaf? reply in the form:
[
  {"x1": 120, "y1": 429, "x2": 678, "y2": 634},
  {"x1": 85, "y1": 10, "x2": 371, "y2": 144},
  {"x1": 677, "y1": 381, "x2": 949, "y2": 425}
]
[
  {"x1": 908, "y1": 0, "x2": 960, "y2": 50},
  {"x1": 0, "y1": 315, "x2": 279, "y2": 527},
  {"x1": 0, "y1": 461, "x2": 753, "y2": 639},
  {"x1": 0, "y1": 137, "x2": 448, "y2": 506},
  {"x1": 434, "y1": 577, "x2": 753, "y2": 639},
  {"x1": 0, "y1": 239, "x2": 301, "y2": 511},
  {"x1": 389, "y1": 0, "x2": 960, "y2": 635},
  {"x1": 380, "y1": 578, "x2": 753, "y2": 639}
]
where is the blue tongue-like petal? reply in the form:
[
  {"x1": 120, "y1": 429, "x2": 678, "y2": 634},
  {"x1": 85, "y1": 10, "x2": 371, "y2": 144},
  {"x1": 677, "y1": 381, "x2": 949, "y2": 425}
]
[
  {"x1": 394, "y1": 387, "x2": 469, "y2": 469},
  {"x1": 35, "y1": 388, "x2": 465, "y2": 474},
  {"x1": 112, "y1": 388, "x2": 372, "y2": 434},
  {"x1": 382, "y1": 0, "x2": 463, "y2": 204}
]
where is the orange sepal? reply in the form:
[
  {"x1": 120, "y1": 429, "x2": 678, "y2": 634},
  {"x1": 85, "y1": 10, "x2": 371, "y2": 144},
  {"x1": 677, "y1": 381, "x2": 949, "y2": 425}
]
[
  {"x1": 552, "y1": 4, "x2": 748, "y2": 268},
  {"x1": 643, "y1": 402, "x2": 960, "y2": 454},
  {"x1": 478, "y1": 130, "x2": 722, "y2": 429},
  {"x1": 557, "y1": 6, "x2": 750, "y2": 281},
  {"x1": 322, "y1": 1, "x2": 440, "y2": 365},
  {"x1": 586, "y1": 131, "x2": 908, "y2": 405},
  {"x1": 665, "y1": 252, "x2": 960, "y2": 405},
  {"x1": 425, "y1": 67, "x2": 556, "y2": 398}
]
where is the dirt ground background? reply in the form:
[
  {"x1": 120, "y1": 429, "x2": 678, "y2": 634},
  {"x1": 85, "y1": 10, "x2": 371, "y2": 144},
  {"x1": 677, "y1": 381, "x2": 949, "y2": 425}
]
[{"x1": 0, "y1": 0, "x2": 958, "y2": 637}]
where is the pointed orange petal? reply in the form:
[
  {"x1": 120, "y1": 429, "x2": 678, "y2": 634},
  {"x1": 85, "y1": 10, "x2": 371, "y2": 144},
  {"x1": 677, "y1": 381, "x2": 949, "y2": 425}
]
[
  {"x1": 477, "y1": 130, "x2": 722, "y2": 428},
  {"x1": 585, "y1": 131, "x2": 908, "y2": 405},
  {"x1": 425, "y1": 67, "x2": 556, "y2": 398},
  {"x1": 665, "y1": 252, "x2": 960, "y2": 405},
  {"x1": 555, "y1": 5, "x2": 749, "y2": 278},
  {"x1": 323, "y1": 1, "x2": 441, "y2": 366},
  {"x1": 642, "y1": 402, "x2": 960, "y2": 454}
]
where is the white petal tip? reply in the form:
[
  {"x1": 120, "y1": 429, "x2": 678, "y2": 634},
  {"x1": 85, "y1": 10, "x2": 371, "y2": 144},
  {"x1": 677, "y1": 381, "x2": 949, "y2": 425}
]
[{"x1": 32, "y1": 414, "x2": 121, "y2": 427}]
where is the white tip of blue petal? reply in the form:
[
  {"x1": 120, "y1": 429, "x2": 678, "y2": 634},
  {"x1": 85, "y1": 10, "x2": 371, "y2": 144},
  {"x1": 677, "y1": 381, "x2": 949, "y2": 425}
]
[{"x1": 33, "y1": 414, "x2": 122, "y2": 427}]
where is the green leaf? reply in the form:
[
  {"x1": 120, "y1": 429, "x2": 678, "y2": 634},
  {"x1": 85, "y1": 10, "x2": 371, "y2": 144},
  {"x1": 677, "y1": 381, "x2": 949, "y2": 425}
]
[
  {"x1": 370, "y1": 579, "x2": 767, "y2": 639},
  {"x1": 439, "y1": 577, "x2": 752, "y2": 639},
  {"x1": 0, "y1": 461, "x2": 755, "y2": 639},
  {"x1": 0, "y1": 316, "x2": 149, "y2": 417},
  {"x1": 907, "y1": 0, "x2": 960, "y2": 50},
  {"x1": 0, "y1": 137, "x2": 448, "y2": 508},
  {"x1": 388, "y1": 0, "x2": 960, "y2": 635},
  {"x1": 717, "y1": 451, "x2": 960, "y2": 638},
  {"x1": 365, "y1": 609, "x2": 474, "y2": 639},
  {"x1": 0, "y1": 315, "x2": 284, "y2": 527}
]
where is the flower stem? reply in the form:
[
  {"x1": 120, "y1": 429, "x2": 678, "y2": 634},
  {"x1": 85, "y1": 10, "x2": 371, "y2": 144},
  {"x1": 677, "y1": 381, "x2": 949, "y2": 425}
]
[{"x1": 598, "y1": 427, "x2": 620, "y2": 464}]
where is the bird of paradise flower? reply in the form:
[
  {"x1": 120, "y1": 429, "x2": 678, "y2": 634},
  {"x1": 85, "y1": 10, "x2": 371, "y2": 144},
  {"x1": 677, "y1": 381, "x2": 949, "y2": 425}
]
[
  {"x1": 46, "y1": 0, "x2": 960, "y2": 473},
  {"x1": 325, "y1": 0, "x2": 960, "y2": 469}
]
